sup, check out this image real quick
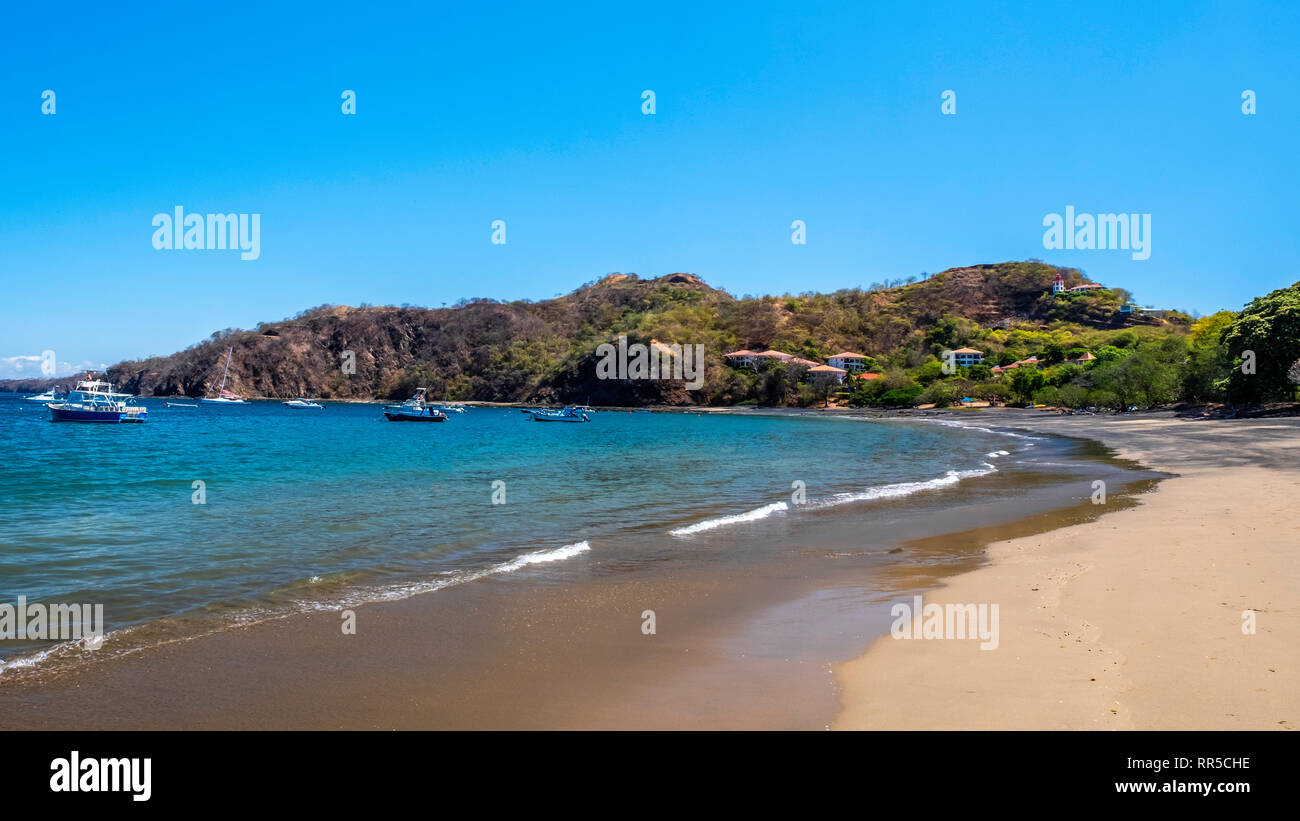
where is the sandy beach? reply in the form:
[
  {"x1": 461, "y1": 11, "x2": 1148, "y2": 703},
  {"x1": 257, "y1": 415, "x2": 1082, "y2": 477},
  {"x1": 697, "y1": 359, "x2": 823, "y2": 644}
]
[{"x1": 834, "y1": 411, "x2": 1300, "y2": 730}]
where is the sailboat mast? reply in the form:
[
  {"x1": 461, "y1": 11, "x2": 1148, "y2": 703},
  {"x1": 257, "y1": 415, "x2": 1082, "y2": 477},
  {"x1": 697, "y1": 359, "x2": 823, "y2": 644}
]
[{"x1": 218, "y1": 346, "x2": 232, "y2": 393}]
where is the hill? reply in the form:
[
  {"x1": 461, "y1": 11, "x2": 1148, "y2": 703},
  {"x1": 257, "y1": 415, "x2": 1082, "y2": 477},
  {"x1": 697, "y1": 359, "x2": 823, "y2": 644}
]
[{"x1": 7, "y1": 262, "x2": 1197, "y2": 406}]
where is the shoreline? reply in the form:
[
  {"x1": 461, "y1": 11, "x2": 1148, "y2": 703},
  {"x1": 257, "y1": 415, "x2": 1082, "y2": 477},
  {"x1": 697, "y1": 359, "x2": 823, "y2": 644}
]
[
  {"x1": 832, "y1": 411, "x2": 1300, "y2": 730},
  {"x1": 0, "y1": 414, "x2": 1154, "y2": 729}
]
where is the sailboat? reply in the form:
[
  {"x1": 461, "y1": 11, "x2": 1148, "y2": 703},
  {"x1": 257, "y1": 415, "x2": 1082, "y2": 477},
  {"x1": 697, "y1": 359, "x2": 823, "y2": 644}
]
[{"x1": 201, "y1": 347, "x2": 247, "y2": 404}]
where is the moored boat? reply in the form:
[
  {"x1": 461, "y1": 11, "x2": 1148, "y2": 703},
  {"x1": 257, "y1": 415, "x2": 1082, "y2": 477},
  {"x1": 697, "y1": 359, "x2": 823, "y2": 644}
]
[
  {"x1": 24, "y1": 387, "x2": 65, "y2": 403},
  {"x1": 529, "y1": 407, "x2": 590, "y2": 423},
  {"x1": 383, "y1": 389, "x2": 447, "y2": 422},
  {"x1": 47, "y1": 375, "x2": 142, "y2": 423},
  {"x1": 202, "y1": 347, "x2": 247, "y2": 404},
  {"x1": 284, "y1": 398, "x2": 324, "y2": 409}
]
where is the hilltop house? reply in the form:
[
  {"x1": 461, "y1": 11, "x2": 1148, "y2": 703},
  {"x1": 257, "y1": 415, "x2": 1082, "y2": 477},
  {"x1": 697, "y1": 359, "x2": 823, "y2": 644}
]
[
  {"x1": 1063, "y1": 351, "x2": 1096, "y2": 366},
  {"x1": 951, "y1": 347, "x2": 984, "y2": 367},
  {"x1": 828, "y1": 352, "x2": 869, "y2": 372},
  {"x1": 1051, "y1": 271, "x2": 1106, "y2": 294}
]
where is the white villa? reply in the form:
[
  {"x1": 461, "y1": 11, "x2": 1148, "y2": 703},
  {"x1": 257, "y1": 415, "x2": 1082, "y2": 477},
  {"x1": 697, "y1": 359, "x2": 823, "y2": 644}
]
[
  {"x1": 828, "y1": 352, "x2": 869, "y2": 372},
  {"x1": 723, "y1": 349, "x2": 761, "y2": 368}
]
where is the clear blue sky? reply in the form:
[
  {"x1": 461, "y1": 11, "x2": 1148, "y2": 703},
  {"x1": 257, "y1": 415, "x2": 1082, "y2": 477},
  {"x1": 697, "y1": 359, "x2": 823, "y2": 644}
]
[{"x1": 2, "y1": 0, "x2": 1298, "y2": 375}]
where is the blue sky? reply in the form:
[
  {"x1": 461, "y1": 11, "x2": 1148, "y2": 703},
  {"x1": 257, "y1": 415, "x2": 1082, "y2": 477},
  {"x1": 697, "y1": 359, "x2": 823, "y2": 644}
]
[{"x1": 2, "y1": 0, "x2": 1298, "y2": 374}]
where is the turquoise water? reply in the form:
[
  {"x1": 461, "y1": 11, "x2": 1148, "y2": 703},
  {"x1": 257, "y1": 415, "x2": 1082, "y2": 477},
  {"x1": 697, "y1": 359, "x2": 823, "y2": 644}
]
[{"x1": 0, "y1": 395, "x2": 1055, "y2": 667}]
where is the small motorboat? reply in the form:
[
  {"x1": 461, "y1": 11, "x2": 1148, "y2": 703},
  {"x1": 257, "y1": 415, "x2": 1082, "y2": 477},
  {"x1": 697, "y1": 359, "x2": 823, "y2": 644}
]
[
  {"x1": 164, "y1": 401, "x2": 198, "y2": 408},
  {"x1": 384, "y1": 388, "x2": 447, "y2": 422},
  {"x1": 24, "y1": 387, "x2": 65, "y2": 403},
  {"x1": 284, "y1": 398, "x2": 324, "y2": 409},
  {"x1": 528, "y1": 407, "x2": 590, "y2": 423}
]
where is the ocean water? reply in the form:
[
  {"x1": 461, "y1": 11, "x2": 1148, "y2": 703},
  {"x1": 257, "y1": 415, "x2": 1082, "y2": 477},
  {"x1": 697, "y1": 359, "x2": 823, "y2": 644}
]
[{"x1": 0, "y1": 395, "x2": 1100, "y2": 674}]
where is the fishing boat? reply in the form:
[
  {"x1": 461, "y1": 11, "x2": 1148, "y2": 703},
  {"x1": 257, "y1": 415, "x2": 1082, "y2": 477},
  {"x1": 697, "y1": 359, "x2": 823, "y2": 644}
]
[
  {"x1": 201, "y1": 347, "x2": 247, "y2": 404},
  {"x1": 383, "y1": 389, "x2": 447, "y2": 422},
  {"x1": 47, "y1": 376, "x2": 144, "y2": 423},
  {"x1": 48, "y1": 396, "x2": 125, "y2": 423},
  {"x1": 283, "y1": 398, "x2": 324, "y2": 409},
  {"x1": 77, "y1": 376, "x2": 146, "y2": 421},
  {"x1": 528, "y1": 407, "x2": 590, "y2": 423}
]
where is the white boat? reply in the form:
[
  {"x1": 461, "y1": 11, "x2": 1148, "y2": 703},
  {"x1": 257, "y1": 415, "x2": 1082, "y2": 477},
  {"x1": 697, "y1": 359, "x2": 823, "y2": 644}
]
[
  {"x1": 202, "y1": 347, "x2": 247, "y2": 404},
  {"x1": 24, "y1": 387, "x2": 64, "y2": 403},
  {"x1": 49, "y1": 375, "x2": 147, "y2": 423},
  {"x1": 284, "y1": 398, "x2": 323, "y2": 409}
]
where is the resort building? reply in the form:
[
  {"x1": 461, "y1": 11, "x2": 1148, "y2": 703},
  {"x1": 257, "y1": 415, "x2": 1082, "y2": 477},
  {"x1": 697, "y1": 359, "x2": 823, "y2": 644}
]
[
  {"x1": 828, "y1": 352, "x2": 870, "y2": 372},
  {"x1": 807, "y1": 364, "x2": 848, "y2": 384},
  {"x1": 1063, "y1": 351, "x2": 1096, "y2": 366},
  {"x1": 951, "y1": 347, "x2": 984, "y2": 367},
  {"x1": 725, "y1": 348, "x2": 801, "y2": 370},
  {"x1": 724, "y1": 349, "x2": 760, "y2": 368},
  {"x1": 787, "y1": 357, "x2": 820, "y2": 368}
]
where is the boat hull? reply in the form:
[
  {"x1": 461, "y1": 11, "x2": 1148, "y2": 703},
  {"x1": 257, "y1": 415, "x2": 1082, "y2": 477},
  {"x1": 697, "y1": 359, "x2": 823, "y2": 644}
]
[
  {"x1": 49, "y1": 405, "x2": 124, "y2": 423},
  {"x1": 201, "y1": 398, "x2": 247, "y2": 404},
  {"x1": 384, "y1": 409, "x2": 446, "y2": 422},
  {"x1": 529, "y1": 412, "x2": 589, "y2": 422}
]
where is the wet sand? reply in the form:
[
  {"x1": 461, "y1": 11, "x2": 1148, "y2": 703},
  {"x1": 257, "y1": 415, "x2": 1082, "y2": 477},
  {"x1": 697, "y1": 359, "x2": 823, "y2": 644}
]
[
  {"x1": 834, "y1": 412, "x2": 1300, "y2": 730},
  {"x1": 0, "y1": 422, "x2": 1157, "y2": 729}
]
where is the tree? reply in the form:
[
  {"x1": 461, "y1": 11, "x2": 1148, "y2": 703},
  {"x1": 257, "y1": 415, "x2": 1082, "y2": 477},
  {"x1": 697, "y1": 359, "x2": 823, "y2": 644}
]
[
  {"x1": 1222, "y1": 281, "x2": 1300, "y2": 404},
  {"x1": 1006, "y1": 367, "x2": 1045, "y2": 404},
  {"x1": 1181, "y1": 311, "x2": 1235, "y2": 402}
]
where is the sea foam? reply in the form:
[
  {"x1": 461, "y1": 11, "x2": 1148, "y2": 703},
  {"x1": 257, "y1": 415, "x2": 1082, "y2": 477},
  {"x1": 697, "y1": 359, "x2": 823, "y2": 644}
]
[{"x1": 670, "y1": 502, "x2": 789, "y2": 536}]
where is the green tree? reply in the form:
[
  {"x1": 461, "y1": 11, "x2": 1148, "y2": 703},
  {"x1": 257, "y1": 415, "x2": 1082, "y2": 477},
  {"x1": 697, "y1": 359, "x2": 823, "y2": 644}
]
[
  {"x1": 1222, "y1": 282, "x2": 1300, "y2": 404},
  {"x1": 1006, "y1": 367, "x2": 1045, "y2": 404}
]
